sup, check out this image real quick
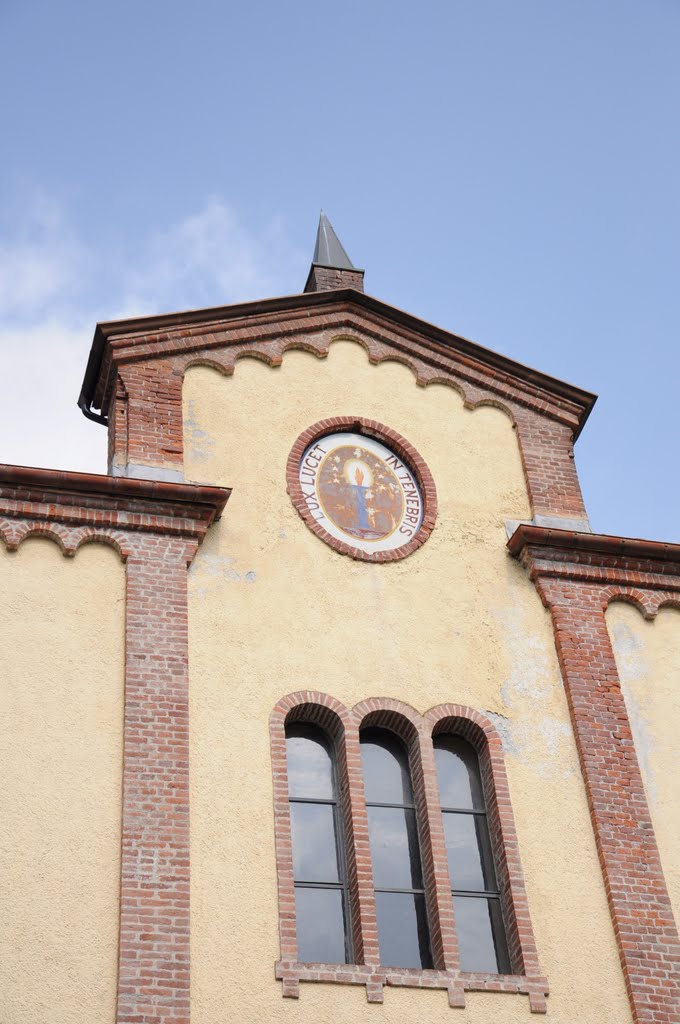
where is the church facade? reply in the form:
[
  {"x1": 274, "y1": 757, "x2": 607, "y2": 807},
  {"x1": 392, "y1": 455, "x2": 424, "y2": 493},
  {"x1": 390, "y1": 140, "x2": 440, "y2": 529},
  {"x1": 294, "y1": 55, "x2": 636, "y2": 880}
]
[{"x1": 1, "y1": 217, "x2": 678, "y2": 1024}]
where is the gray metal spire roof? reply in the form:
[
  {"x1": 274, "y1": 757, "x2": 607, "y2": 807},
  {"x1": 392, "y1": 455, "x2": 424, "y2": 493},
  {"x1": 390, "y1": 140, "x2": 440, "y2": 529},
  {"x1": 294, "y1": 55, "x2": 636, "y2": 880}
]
[{"x1": 313, "y1": 212, "x2": 355, "y2": 269}]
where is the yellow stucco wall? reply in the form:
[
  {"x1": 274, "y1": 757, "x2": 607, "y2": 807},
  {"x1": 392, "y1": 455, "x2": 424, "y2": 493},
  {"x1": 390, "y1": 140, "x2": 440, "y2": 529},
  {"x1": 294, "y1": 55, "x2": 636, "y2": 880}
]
[
  {"x1": 0, "y1": 538, "x2": 124, "y2": 1024},
  {"x1": 184, "y1": 340, "x2": 632, "y2": 1024},
  {"x1": 607, "y1": 601, "x2": 680, "y2": 927}
]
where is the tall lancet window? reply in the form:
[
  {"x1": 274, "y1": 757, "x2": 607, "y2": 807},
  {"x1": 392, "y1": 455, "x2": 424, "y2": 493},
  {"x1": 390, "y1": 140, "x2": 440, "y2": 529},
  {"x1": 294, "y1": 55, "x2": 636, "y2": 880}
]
[
  {"x1": 360, "y1": 728, "x2": 433, "y2": 968},
  {"x1": 286, "y1": 723, "x2": 350, "y2": 963},
  {"x1": 434, "y1": 735, "x2": 511, "y2": 973}
]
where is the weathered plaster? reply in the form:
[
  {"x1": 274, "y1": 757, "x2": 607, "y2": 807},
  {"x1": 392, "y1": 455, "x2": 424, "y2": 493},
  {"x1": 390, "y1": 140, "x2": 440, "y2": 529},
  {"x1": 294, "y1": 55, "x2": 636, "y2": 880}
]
[
  {"x1": 0, "y1": 538, "x2": 124, "y2": 1024},
  {"x1": 607, "y1": 601, "x2": 680, "y2": 927},
  {"x1": 184, "y1": 341, "x2": 631, "y2": 1023}
]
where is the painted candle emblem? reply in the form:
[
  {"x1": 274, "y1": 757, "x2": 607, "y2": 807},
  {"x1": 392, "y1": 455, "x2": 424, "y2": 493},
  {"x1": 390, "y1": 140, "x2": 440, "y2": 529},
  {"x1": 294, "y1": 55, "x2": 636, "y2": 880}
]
[{"x1": 298, "y1": 432, "x2": 424, "y2": 554}]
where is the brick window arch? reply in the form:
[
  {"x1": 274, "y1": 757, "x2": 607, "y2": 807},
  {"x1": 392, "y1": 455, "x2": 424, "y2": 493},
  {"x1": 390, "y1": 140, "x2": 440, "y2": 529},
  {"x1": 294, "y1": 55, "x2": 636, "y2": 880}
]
[
  {"x1": 286, "y1": 721, "x2": 352, "y2": 964},
  {"x1": 360, "y1": 724, "x2": 433, "y2": 969},
  {"x1": 433, "y1": 733, "x2": 511, "y2": 972},
  {"x1": 271, "y1": 695, "x2": 549, "y2": 1012}
]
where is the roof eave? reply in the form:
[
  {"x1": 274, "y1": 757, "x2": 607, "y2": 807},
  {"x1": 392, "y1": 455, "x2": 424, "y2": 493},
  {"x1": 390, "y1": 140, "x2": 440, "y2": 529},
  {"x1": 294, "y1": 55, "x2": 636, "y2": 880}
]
[{"x1": 78, "y1": 288, "x2": 597, "y2": 436}]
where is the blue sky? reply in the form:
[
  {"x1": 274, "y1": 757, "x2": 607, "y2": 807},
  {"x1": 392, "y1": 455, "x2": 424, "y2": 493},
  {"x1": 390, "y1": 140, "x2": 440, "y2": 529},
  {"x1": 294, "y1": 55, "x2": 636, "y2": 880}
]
[{"x1": 1, "y1": 0, "x2": 678, "y2": 540}]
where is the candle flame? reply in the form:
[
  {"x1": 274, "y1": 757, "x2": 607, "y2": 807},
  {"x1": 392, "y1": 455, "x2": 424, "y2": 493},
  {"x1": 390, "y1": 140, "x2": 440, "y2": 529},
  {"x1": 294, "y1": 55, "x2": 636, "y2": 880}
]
[{"x1": 355, "y1": 467, "x2": 364, "y2": 486}]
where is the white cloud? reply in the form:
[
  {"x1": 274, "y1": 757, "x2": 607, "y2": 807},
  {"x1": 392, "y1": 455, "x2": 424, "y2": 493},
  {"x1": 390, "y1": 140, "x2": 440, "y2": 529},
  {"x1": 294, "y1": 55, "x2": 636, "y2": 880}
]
[
  {"x1": 121, "y1": 199, "x2": 294, "y2": 316},
  {"x1": 0, "y1": 318, "x2": 103, "y2": 473},
  {"x1": 0, "y1": 195, "x2": 86, "y2": 321},
  {"x1": 0, "y1": 198, "x2": 301, "y2": 474}
]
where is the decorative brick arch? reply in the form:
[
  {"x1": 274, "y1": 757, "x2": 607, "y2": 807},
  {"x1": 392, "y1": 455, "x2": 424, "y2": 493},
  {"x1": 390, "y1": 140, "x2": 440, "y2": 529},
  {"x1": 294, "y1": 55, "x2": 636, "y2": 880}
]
[
  {"x1": 602, "y1": 585, "x2": 680, "y2": 621},
  {"x1": 92, "y1": 294, "x2": 591, "y2": 522},
  {"x1": 351, "y1": 695, "x2": 423, "y2": 735},
  {"x1": 0, "y1": 519, "x2": 73, "y2": 554},
  {"x1": 71, "y1": 528, "x2": 132, "y2": 562},
  {"x1": 270, "y1": 691, "x2": 361, "y2": 983},
  {"x1": 0, "y1": 520, "x2": 136, "y2": 561},
  {"x1": 426, "y1": 704, "x2": 544, "y2": 991},
  {"x1": 271, "y1": 692, "x2": 548, "y2": 1012}
]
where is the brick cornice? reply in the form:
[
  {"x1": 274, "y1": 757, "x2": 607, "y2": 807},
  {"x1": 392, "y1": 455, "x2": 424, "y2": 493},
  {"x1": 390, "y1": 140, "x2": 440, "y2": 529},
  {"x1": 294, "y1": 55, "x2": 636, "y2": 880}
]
[
  {"x1": 82, "y1": 290, "x2": 595, "y2": 436},
  {"x1": 507, "y1": 524, "x2": 680, "y2": 616},
  {"x1": 0, "y1": 464, "x2": 230, "y2": 554},
  {"x1": 510, "y1": 523, "x2": 680, "y2": 1023}
]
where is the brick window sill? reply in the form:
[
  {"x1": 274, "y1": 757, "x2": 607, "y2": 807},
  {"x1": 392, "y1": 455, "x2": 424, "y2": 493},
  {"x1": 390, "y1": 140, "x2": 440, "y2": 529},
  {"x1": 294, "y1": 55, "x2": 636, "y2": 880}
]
[{"x1": 275, "y1": 960, "x2": 549, "y2": 1013}]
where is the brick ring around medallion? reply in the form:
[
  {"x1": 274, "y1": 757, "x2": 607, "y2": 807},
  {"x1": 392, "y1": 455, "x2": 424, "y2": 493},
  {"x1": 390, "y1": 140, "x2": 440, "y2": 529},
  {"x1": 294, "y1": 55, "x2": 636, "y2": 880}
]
[{"x1": 286, "y1": 417, "x2": 437, "y2": 562}]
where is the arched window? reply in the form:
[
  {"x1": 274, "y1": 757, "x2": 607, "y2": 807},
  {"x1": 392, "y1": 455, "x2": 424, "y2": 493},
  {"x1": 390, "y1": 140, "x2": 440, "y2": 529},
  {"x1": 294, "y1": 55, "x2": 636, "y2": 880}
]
[
  {"x1": 433, "y1": 734, "x2": 511, "y2": 973},
  {"x1": 273, "y1": 696, "x2": 546, "y2": 1009},
  {"x1": 285, "y1": 722, "x2": 351, "y2": 963},
  {"x1": 360, "y1": 727, "x2": 433, "y2": 968}
]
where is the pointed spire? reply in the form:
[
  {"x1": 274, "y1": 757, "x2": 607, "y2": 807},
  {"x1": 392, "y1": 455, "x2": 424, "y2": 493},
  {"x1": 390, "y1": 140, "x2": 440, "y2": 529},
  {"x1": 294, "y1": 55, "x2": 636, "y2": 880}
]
[
  {"x1": 313, "y1": 211, "x2": 355, "y2": 269},
  {"x1": 304, "y1": 212, "x2": 365, "y2": 294}
]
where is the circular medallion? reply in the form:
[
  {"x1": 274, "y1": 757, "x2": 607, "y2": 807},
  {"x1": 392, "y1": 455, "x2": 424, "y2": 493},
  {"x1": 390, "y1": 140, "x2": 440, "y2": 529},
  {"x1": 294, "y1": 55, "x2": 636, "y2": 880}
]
[{"x1": 287, "y1": 419, "x2": 437, "y2": 562}]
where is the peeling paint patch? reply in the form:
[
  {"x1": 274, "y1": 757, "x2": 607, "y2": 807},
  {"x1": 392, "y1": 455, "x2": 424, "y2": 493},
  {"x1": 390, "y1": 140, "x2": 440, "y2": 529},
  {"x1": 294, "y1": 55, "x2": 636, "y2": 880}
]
[
  {"x1": 485, "y1": 709, "x2": 574, "y2": 778},
  {"x1": 488, "y1": 607, "x2": 575, "y2": 778},
  {"x1": 621, "y1": 686, "x2": 656, "y2": 804},
  {"x1": 610, "y1": 620, "x2": 646, "y2": 678},
  {"x1": 532, "y1": 719, "x2": 574, "y2": 779},
  {"x1": 190, "y1": 550, "x2": 258, "y2": 592},
  {"x1": 185, "y1": 399, "x2": 216, "y2": 463},
  {"x1": 610, "y1": 619, "x2": 656, "y2": 804},
  {"x1": 484, "y1": 710, "x2": 520, "y2": 757},
  {"x1": 493, "y1": 607, "x2": 553, "y2": 707}
]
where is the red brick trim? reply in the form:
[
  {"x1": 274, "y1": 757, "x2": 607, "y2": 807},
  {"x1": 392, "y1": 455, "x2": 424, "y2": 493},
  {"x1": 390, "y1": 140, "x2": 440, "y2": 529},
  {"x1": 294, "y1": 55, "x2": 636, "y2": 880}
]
[
  {"x1": 0, "y1": 468, "x2": 229, "y2": 1024},
  {"x1": 286, "y1": 417, "x2": 437, "y2": 562},
  {"x1": 508, "y1": 524, "x2": 680, "y2": 564},
  {"x1": 0, "y1": 463, "x2": 229, "y2": 544},
  {"x1": 118, "y1": 540, "x2": 196, "y2": 1024},
  {"x1": 274, "y1": 961, "x2": 547, "y2": 1007},
  {"x1": 304, "y1": 265, "x2": 365, "y2": 293},
  {"x1": 426, "y1": 705, "x2": 543, "y2": 987},
  {"x1": 89, "y1": 298, "x2": 591, "y2": 520},
  {"x1": 85, "y1": 291, "x2": 594, "y2": 433},
  {"x1": 352, "y1": 697, "x2": 461, "y2": 995},
  {"x1": 269, "y1": 691, "x2": 375, "y2": 973},
  {"x1": 510, "y1": 527, "x2": 680, "y2": 1024},
  {"x1": 270, "y1": 693, "x2": 548, "y2": 1012}
]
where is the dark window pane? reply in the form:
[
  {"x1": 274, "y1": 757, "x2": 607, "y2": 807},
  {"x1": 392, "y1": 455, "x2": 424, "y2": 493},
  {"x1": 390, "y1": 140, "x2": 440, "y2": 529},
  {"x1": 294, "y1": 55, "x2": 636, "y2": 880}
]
[
  {"x1": 453, "y1": 896, "x2": 509, "y2": 974},
  {"x1": 286, "y1": 726, "x2": 334, "y2": 799},
  {"x1": 295, "y1": 886, "x2": 347, "y2": 964},
  {"x1": 375, "y1": 891, "x2": 432, "y2": 968},
  {"x1": 290, "y1": 802, "x2": 340, "y2": 883},
  {"x1": 443, "y1": 811, "x2": 497, "y2": 892},
  {"x1": 361, "y1": 728, "x2": 413, "y2": 804},
  {"x1": 367, "y1": 805, "x2": 423, "y2": 889},
  {"x1": 434, "y1": 735, "x2": 485, "y2": 810}
]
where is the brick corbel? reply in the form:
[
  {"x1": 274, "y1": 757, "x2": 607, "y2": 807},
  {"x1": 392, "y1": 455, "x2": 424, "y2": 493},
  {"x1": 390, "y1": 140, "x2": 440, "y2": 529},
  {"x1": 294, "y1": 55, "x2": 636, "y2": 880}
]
[
  {"x1": 508, "y1": 525, "x2": 680, "y2": 1024},
  {"x1": 0, "y1": 465, "x2": 230, "y2": 1024}
]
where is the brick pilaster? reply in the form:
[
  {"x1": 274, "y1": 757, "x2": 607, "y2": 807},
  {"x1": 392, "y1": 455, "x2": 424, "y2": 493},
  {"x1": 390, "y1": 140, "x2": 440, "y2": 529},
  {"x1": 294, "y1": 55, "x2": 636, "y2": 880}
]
[
  {"x1": 115, "y1": 362, "x2": 184, "y2": 476},
  {"x1": 514, "y1": 412, "x2": 588, "y2": 521},
  {"x1": 117, "y1": 541, "x2": 197, "y2": 1024},
  {"x1": 541, "y1": 583, "x2": 680, "y2": 1023},
  {"x1": 0, "y1": 466, "x2": 229, "y2": 1024}
]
